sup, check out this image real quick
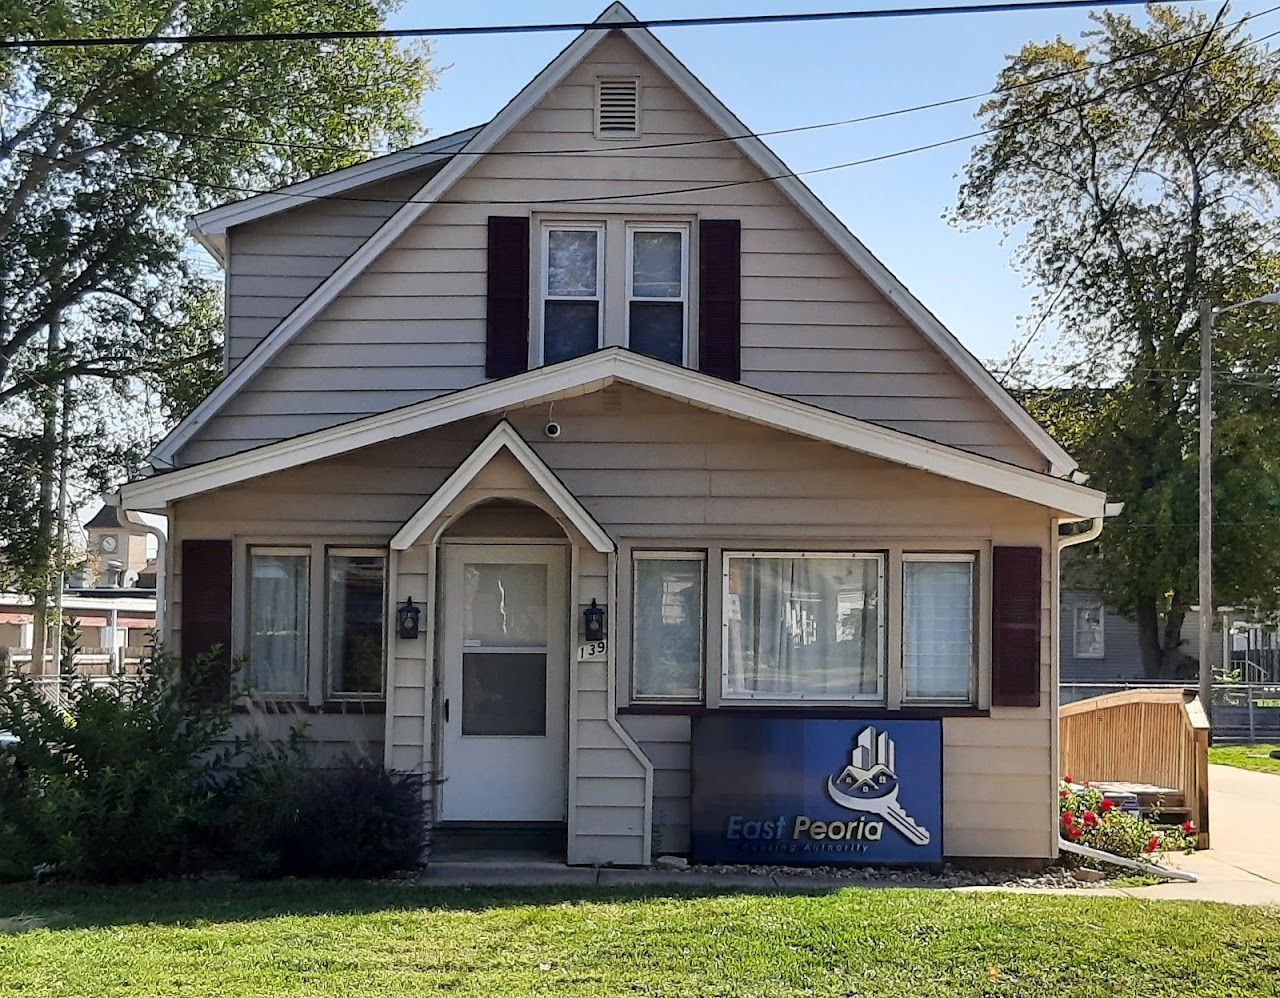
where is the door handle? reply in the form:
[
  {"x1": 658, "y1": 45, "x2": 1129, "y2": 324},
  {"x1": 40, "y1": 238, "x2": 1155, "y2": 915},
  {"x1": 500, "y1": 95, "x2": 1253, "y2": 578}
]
[{"x1": 443, "y1": 697, "x2": 450, "y2": 723}]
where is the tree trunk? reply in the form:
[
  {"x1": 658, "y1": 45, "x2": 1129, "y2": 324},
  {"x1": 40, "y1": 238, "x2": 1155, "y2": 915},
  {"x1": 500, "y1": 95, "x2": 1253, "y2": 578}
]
[
  {"x1": 1136, "y1": 594, "x2": 1190, "y2": 680},
  {"x1": 27, "y1": 313, "x2": 60, "y2": 677}
]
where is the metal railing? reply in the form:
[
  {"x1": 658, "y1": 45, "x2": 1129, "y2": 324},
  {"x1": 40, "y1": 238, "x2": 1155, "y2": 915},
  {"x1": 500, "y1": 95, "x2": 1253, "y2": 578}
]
[
  {"x1": 1061, "y1": 681, "x2": 1280, "y2": 744},
  {"x1": 12, "y1": 674, "x2": 146, "y2": 713}
]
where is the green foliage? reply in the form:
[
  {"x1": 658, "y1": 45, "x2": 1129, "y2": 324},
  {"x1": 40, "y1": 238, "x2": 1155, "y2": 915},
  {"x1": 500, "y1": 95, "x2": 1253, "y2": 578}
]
[
  {"x1": 230, "y1": 754, "x2": 424, "y2": 878},
  {"x1": 955, "y1": 6, "x2": 1280, "y2": 676},
  {"x1": 0, "y1": 647, "x2": 254, "y2": 880},
  {"x1": 1, "y1": 0, "x2": 437, "y2": 601},
  {"x1": 1058, "y1": 780, "x2": 1196, "y2": 863},
  {"x1": 1207, "y1": 742, "x2": 1280, "y2": 774}
]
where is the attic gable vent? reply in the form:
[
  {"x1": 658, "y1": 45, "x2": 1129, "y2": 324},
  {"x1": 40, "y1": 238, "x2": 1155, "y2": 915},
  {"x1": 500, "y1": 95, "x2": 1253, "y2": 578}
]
[{"x1": 595, "y1": 77, "x2": 641, "y2": 138}]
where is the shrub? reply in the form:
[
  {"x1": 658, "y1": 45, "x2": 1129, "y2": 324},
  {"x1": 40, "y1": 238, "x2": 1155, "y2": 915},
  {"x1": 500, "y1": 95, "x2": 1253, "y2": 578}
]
[
  {"x1": 229, "y1": 753, "x2": 424, "y2": 878},
  {"x1": 1058, "y1": 780, "x2": 1196, "y2": 864},
  {"x1": 0, "y1": 648, "x2": 257, "y2": 881}
]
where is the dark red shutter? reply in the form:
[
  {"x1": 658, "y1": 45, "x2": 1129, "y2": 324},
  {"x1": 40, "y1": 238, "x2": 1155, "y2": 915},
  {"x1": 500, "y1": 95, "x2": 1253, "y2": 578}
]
[
  {"x1": 486, "y1": 216, "x2": 531, "y2": 378},
  {"x1": 180, "y1": 539, "x2": 233, "y2": 700},
  {"x1": 992, "y1": 546, "x2": 1042, "y2": 707},
  {"x1": 698, "y1": 218, "x2": 741, "y2": 381}
]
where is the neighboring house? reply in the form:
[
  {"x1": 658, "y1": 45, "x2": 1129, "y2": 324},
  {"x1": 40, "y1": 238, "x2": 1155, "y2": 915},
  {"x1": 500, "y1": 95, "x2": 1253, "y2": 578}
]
[
  {"x1": 0, "y1": 592, "x2": 156, "y2": 674},
  {"x1": 74, "y1": 504, "x2": 160, "y2": 590},
  {"x1": 118, "y1": 5, "x2": 1107, "y2": 867}
]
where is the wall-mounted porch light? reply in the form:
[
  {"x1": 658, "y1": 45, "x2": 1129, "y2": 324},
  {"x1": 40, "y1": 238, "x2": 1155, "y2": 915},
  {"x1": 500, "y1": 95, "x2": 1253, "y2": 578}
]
[
  {"x1": 397, "y1": 597, "x2": 421, "y2": 640},
  {"x1": 584, "y1": 599, "x2": 606, "y2": 643}
]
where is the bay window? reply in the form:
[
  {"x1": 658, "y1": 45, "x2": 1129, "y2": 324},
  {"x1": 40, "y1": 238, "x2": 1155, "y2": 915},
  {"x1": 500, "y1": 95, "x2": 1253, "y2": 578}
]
[
  {"x1": 247, "y1": 547, "x2": 310, "y2": 696},
  {"x1": 541, "y1": 224, "x2": 603, "y2": 364},
  {"x1": 627, "y1": 225, "x2": 688, "y2": 364},
  {"x1": 902, "y1": 554, "x2": 976, "y2": 703},
  {"x1": 326, "y1": 549, "x2": 388, "y2": 697},
  {"x1": 722, "y1": 552, "x2": 884, "y2": 701},
  {"x1": 631, "y1": 551, "x2": 705, "y2": 701}
]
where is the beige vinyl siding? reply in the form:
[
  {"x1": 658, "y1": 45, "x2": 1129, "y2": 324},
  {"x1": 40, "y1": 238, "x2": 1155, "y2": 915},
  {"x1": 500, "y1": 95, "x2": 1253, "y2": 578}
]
[
  {"x1": 172, "y1": 383, "x2": 1057, "y2": 859},
  {"x1": 180, "y1": 33, "x2": 1045, "y2": 471},
  {"x1": 222, "y1": 166, "x2": 447, "y2": 372}
]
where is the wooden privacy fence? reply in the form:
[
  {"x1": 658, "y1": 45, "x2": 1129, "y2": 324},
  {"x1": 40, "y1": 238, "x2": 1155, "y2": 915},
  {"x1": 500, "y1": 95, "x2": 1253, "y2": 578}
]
[{"x1": 1059, "y1": 688, "x2": 1211, "y2": 848}]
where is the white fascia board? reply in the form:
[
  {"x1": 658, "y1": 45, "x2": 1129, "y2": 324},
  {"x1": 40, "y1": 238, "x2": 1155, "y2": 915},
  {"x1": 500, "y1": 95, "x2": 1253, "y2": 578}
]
[
  {"x1": 189, "y1": 125, "x2": 485, "y2": 244},
  {"x1": 390, "y1": 421, "x2": 614, "y2": 553},
  {"x1": 121, "y1": 349, "x2": 1106, "y2": 518}
]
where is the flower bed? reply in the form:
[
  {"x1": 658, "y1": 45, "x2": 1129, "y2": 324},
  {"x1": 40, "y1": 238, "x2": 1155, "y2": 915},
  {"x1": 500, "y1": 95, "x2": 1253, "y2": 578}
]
[{"x1": 1058, "y1": 777, "x2": 1196, "y2": 865}]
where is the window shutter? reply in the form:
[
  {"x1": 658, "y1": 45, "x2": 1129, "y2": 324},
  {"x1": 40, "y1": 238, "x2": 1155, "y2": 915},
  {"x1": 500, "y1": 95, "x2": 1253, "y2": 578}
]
[
  {"x1": 180, "y1": 539, "x2": 232, "y2": 701},
  {"x1": 991, "y1": 546, "x2": 1042, "y2": 707},
  {"x1": 698, "y1": 218, "x2": 741, "y2": 381},
  {"x1": 486, "y1": 216, "x2": 531, "y2": 378}
]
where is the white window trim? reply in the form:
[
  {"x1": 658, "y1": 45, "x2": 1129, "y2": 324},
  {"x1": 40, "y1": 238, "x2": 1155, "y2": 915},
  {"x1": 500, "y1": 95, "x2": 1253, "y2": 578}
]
[
  {"x1": 537, "y1": 221, "x2": 606, "y2": 366},
  {"x1": 900, "y1": 552, "x2": 977, "y2": 706},
  {"x1": 625, "y1": 222, "x2": 690, "y2": 366},
  {"x1": 324, "y1": 546, "x2": 390, "y2": 700},
  {"x1": 721, "y1": 550, "x2": 887, "y2": 703},
  {"x1": 246, "y1": 545, "x2": 312, "y2": 699},
  {"x1": 1074, "y1": 601, "x2": 1105, "y2": 659},
  {"x1": 631, "y1": 549, "x2": 706, "y2": 704}
]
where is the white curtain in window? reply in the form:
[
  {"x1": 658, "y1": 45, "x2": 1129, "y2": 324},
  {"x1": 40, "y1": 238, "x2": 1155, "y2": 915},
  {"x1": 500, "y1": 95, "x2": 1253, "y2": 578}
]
[
  {"x1": 903, "y1": 559, "x2": 974, "y2": 701},
  {"x1": 248, "y1": 551, "x2": 309, "y2": 695},
  {"x1": 724, "y1": 555, "x2": 881, "y2": 699}
]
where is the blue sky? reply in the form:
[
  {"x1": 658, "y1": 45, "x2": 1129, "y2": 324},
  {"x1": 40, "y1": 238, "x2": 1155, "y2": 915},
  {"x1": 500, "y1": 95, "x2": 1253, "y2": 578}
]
[{"x1": 385, "y1": 0, "x2": 1209, "y2": 364}]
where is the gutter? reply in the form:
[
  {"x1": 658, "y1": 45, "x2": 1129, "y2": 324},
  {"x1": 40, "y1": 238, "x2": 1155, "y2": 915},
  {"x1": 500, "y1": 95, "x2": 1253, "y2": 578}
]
[{"x1": 1057, "y1": 501, "x2": 1124, "y2": 551}]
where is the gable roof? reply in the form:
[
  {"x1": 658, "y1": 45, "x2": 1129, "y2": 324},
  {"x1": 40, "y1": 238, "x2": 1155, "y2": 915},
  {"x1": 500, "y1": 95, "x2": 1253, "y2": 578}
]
[
  {"x1": 120, "y1": 348, "x2": 1106, "y2": 518},
  {"x1": 390, "y1": 421, "x2": 614, "y2": 553},
  {"x1": 187, "y1": 124, "x2": 485, "y2": 263},
  {"x1": 151, "y1": 1, "x2": 1075, "y2": 476}
]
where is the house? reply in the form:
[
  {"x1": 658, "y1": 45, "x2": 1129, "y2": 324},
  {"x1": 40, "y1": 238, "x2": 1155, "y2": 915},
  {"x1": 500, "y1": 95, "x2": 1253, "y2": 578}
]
[
  {"x1": 76, "y1": 504, "x2": 160, "y2": 590},
  {"x1": 117, "y1": 4, "x2": 1107, "y2": 867}
]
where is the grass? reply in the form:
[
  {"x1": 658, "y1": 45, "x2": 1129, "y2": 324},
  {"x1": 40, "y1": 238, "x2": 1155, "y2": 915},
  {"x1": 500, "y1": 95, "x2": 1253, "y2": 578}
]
[
  {"x1": 1209, "y1": 743, "x2": 1280, "y2": 775},
  {"x1": 1, "y1": 882, "x2": 1278, "y2": 996}
]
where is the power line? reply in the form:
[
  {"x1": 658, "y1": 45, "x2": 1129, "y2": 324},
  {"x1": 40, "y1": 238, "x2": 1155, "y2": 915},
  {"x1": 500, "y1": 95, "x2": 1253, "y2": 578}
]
[
  {"x1": 0, "y1": 0, "x2": 1211, "y2": 50},
  {"x1": 15, "y1": 27, "x2": 1276, "y2": 214},
  {"x1": 999, "y1": 3, "x2": 1234, "y2": 382},
  {"x1": 5, "y1": 5, "x2": 1272, "y2": 160}
]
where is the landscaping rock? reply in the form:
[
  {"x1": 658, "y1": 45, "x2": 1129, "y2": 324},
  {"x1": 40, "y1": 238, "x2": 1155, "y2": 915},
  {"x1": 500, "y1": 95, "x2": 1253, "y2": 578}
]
[
  {"x1": 685, "y1": 861, "x2": 1106, "y2": 889},
  {"x1": 654, "y1": 855, "x2": 690, "y2": 871},
  {"x1": 1072, "y1": 868, "x2": 1107, "y2": 882}
]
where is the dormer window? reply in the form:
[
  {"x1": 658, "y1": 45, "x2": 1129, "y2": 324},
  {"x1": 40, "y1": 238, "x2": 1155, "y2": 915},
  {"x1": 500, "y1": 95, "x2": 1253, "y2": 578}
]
[{"x1": 595, "y1": 77, "x2": 641, "y2": 139}]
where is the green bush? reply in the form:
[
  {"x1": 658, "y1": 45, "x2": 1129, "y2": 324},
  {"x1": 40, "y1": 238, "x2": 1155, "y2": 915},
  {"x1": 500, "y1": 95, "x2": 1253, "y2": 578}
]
[
  {"x1": 0, "y1": 649, "x2": 253, "y2": 881},
  {"x1": 229, "y1": 753, "x2": 424, "y2": 878}
]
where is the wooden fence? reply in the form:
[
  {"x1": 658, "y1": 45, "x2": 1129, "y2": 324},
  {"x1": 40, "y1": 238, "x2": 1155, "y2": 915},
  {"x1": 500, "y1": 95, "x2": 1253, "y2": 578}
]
[{"x1": 1060, "y1": 688, "x2": 1211, "y2": 848}]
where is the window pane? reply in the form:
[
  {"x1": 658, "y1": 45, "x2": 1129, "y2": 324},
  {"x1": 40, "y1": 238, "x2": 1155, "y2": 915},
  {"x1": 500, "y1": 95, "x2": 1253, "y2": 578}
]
[
  {"x1": 327, "y1": 554, "x2": 385, "y2": 695},
  {"x1": 1075, "y1": 604, "x2": 1104, "y2": 657},
  {"x1": 248, "y1": 551, "x2": 309, "y2": 695},
  {"x1": 629, "y1": 301, "x2": 684, "y2": 364},
  {"x1": 723, "y1": 555, "x2": 882, "y2": 699},
  {"x1": 903, "y1": 559, "x2": 974, "y2": 701},
  {"x1": 464, "y1": 563, "x2": 548, "y2": 647},
  {"x1": 544, "y1": 300, "x2": 599, "y2": 363},
  {"x1": 462, "y1": 652, "x2": 546, "y2": 735},
  {"x1": 633, "y1": 556, "x2": 703, "y2": 699},
  {"x1": 546, "y1": 229, "x2": 598, "y2": 296},
  {"x1": 632, "y1": 230, "x2": 682, "y2": 297}
]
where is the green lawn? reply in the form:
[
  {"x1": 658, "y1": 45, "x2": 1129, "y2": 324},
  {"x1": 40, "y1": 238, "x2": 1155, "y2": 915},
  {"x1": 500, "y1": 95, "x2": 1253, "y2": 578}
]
[
  {"x1": 1, "y1": 882, "x2": 1278, "y2": 996},
  {"x1": 1209, "y1": 743, "x2": 1280, "y2": 775}
]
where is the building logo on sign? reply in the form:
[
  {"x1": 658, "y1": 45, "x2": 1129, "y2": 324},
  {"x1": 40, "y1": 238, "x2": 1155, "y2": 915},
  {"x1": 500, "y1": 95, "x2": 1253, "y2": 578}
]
[{"x1": 826, "y1": 726, "x2": 931, "y2": 846}]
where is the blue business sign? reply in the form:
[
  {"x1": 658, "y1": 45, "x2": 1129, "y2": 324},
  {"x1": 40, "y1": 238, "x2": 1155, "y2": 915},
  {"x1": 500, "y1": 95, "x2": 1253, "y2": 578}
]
[{"x1": 690, "y1": 717, "x2": 943, "y2": 866}]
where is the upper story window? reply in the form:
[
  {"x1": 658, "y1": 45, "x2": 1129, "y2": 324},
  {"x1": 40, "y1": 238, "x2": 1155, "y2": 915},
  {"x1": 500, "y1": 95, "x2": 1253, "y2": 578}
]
[
  {"x1": 627, "y1": 224, "x2": 689, "y2": 365},
  {"x1": 541, "y1": 223, "x2": 604, "y2": 364}
]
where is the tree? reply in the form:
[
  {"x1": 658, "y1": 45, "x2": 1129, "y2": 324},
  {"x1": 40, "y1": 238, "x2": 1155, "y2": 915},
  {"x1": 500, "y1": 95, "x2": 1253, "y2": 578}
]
[
  {"x1": 1, "y1": 1, "x2": 436, "y2": 665},
  {"x1": 954, "y1": 5, "x2": 1280, "y2": 678}
]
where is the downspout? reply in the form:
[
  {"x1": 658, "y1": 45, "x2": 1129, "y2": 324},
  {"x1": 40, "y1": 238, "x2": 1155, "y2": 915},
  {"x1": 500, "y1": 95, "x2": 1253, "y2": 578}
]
[
  {"x1": 106, "y1": 494, "x2": 167, "y2": 639},
  {"x1": 1053, "y1": 502, "x2": 1198, "y2": 883}
]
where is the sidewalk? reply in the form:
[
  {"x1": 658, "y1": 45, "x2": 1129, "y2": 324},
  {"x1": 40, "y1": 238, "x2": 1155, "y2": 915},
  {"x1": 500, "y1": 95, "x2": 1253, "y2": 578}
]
[{"x1": 421, "y1": 766, "x2": 1280, "y2": 904}]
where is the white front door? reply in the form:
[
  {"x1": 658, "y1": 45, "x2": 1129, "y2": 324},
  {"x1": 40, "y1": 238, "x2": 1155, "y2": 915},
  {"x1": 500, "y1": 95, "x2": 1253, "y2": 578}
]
[{"x1": 438, "y1": 543, "x2": 568, "y2": 822}]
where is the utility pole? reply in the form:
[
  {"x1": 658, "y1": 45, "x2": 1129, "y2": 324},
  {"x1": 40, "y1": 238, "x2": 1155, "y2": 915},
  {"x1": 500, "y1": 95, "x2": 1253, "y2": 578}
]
[
  {"x1": 52, "y1": 377, "x2": 72, "y2": 673},
  {"x1": 1198, "y1": 302, "x2": 1214, "y2": 723}
]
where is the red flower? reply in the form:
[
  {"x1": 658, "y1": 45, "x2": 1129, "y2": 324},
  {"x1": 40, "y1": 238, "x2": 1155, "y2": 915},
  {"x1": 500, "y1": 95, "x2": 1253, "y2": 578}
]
[
  {"x1": 1060, "y1": 788, "x2": 1070, "y2": 799},
  {"x1": 1144, "y1": 835, "x2": 1160, "y2": 854},
  {"x1": 1082, "y1": 780, "x2": 1091, "y2": 788},
  {"x1": 1064, "y1": 824, "x2": 1081, "y2": 840},
  {"x1": 1061, "y1": 811, "x2": 1075, "y2": 825},
  {"x1": 1181, "y1": 821, "x2": 1196, "y2": 835},
  {"x1": 1082, "y1": 811, "x2": 1098, "y2": 827},
  {"x1": 1064, "y1": 775, "x2": 1074, "y2": 784},
  {"x1": 1099, "y1": 798, "x2": 1115, "y2": 812}
]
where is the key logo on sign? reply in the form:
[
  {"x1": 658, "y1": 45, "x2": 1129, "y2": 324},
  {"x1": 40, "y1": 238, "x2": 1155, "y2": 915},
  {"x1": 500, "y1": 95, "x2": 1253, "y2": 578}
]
[{"x1": 826, "y1": 726, "x2": 932, "y2": 846}]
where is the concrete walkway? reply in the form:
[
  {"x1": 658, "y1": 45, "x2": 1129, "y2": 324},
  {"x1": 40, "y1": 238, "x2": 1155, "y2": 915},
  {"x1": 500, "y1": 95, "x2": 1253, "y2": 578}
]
[{"x1": 420, "y1": 766, "x2": 1280, "y2": 905}]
